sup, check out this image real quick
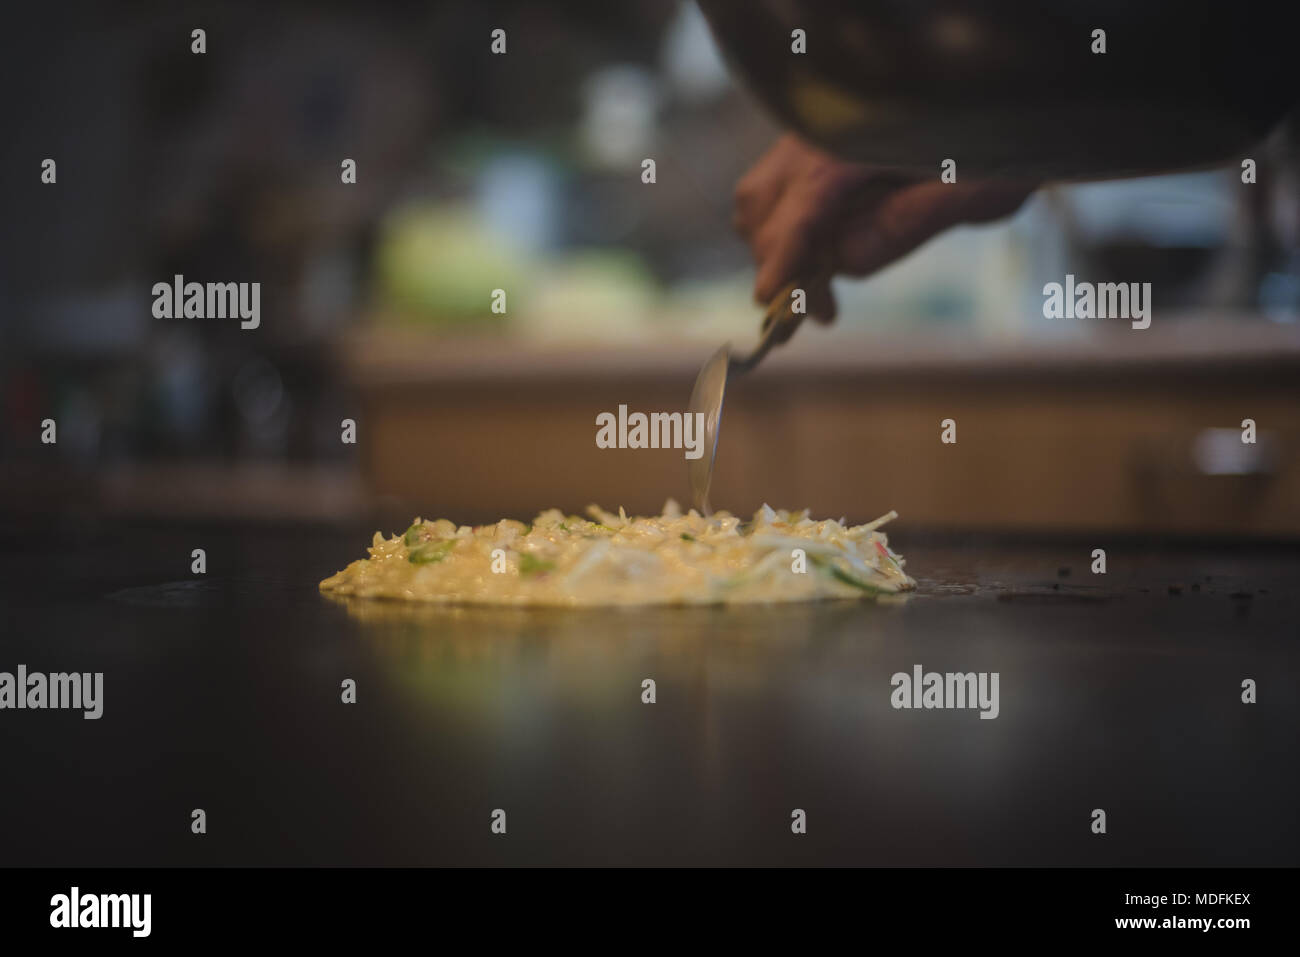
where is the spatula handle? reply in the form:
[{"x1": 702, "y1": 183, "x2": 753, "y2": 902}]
[{"x1": 735, "y1": 265, "x2": 833, "y2": 373}]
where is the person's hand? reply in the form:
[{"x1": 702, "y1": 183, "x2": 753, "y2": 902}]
[{"x1": 733, "y1": 134, "x2": 1039, "y2": 321}]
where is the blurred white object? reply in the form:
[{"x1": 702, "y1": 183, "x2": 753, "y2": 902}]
[
  {"x1": 1192, "y1": 427, "x2": 1276, "y2": 475},
  {"x1": 1060, "y1": 171, "x2": 1235, "y2": 248},
  {"x1": 579, "y1": 65, "x2": 660, "y2": 169},
  {"x1": 661, "y1": 2, "x2": 731, "y2": 103},
  {"x1": 478, "y1": 154, "x2": 558, "y2": 254}
]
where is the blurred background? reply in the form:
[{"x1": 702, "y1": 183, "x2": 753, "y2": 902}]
[{"x1": 3, "y1": 0, "x2": 1299, "y2": 537}]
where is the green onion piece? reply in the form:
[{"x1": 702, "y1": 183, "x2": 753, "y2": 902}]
[
  {"x1": 519, "y1": 553, "x2": 556, "y2": 576},
  {"x1": 810, "y1": 554, "x2": 886, "y2": 595},
  {"x1": 680, "y1": 533, "x2": 695, "y2": 542},
  {"x1": 403, "y1": 522, "x2": 423, "y2": 546},
  {"x1": 408, "y1": 540, "x2": 455, "y2": 564},
  {"x1": 828, "y1": 565, "x2": 884, "y2": 593}
]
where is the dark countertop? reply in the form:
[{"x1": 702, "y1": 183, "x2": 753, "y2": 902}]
[{"x1": 1, "y1": 520, "x2": 1296, "y2": 866}]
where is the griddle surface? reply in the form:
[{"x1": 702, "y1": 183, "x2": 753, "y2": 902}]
[{"x1": 1, "y1": 522, "x2": 1296, "y2": 865}]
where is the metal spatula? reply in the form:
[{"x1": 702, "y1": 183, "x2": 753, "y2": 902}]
[{"x1": 686, "y1": 276, "x2": 818, "y2": 515}]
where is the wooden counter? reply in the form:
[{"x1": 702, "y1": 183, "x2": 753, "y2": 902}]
[{"x1": 341, "y1": 319, "x2": 1300, "y2": 537}]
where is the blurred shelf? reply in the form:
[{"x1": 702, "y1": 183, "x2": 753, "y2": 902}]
[{"x1": 7, "y1": 317, "x2": 1299, "y2": 536}]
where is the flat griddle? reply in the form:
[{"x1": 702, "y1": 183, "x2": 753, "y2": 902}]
[{"x1": 1, "y1": 521, "x2": 1296, "y2": 866}]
